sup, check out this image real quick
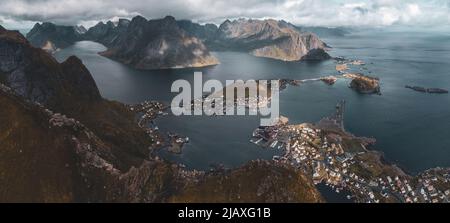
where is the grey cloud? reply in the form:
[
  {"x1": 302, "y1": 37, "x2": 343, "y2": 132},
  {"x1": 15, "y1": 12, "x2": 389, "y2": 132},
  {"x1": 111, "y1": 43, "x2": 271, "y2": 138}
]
[
  {"x1": 353, "y1": 7, "x2": 369, "y2": 15},
  {"x1": 0, "y1": 0, "x2": 449, "y2": 28}
]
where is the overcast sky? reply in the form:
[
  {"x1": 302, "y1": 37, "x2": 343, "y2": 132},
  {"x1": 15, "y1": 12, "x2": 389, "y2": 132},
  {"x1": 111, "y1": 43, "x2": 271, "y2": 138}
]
[{"x1": 0, "y1": 0, "x2": 449, "y2": 29}]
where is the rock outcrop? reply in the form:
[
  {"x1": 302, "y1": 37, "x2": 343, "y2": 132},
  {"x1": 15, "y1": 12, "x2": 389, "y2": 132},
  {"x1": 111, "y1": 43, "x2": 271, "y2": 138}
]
[
  {"x1": 99, "y1": 16, "x2": 219, "y2": 70},
  {"x1": 26, "y1": 22, "x2": 84, "y2": 52},
  {"x1": 0, "y1": 27, "x2": 101, "y2": 108}
]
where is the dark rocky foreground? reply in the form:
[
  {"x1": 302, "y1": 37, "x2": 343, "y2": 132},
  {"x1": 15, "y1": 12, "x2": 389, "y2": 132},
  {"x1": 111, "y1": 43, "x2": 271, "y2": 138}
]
[{"x1": 0, "y1": 26, "x2": 323, "y2": 203}]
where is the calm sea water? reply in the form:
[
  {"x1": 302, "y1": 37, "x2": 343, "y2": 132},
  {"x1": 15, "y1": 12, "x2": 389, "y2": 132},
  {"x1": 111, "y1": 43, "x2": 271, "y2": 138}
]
[{"x1": 54, "y1": 29, "x2": 450, "y2": 175}]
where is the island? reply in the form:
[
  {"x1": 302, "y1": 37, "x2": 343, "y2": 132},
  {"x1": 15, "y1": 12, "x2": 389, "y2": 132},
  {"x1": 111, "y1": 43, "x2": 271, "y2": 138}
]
[
  {"x1": 406, "y1": 85, "x2": 448, "y2": 94},
  {"x1": 344, "y1": 73, "x2": 381, "y2": 94}
]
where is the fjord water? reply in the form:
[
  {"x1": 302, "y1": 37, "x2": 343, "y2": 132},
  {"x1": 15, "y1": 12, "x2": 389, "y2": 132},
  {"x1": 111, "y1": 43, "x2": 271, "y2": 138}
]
[{"x1": 54, "y1": 29, "x2": 450, "y2": 174}]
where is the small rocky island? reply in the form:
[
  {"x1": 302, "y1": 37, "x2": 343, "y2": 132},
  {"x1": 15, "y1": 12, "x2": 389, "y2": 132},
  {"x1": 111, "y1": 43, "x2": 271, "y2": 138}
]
[
  {"x1": 344, "y1": 73, "x2": 381, "y2": 94},
  {"x1": 405, "y1": 85, "x2": 448, "y2": 94}
]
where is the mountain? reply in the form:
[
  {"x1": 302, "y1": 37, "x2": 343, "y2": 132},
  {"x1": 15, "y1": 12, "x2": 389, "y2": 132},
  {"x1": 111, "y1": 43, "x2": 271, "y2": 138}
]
[
  {"x1": 0, "y1": 26, "x2": 322, "y2": 202},
  {"x1": 1, "y1": 26, "x2": 100, "y2": 108},
  {"x1": 26, "y1": 22, "x2": 84, "y2": 52},
  {"x1": 212, "y1": 19, "x2": 330, "y2": 61},
  {"x1": 176, "y1": 20, "x2": 219, "y2": 44},
  {"x1": 99, "y1": 16, "x2": 219, "y2": 70},
  {"x1": 84, "y1": 19, "x2": 130, "y2": 47},
  {"x1": 74, "y1": 25, "x2": 88, "y2": 34},
  {"x1": 1, "y1": 25, "x2": 152, "y2": 169}
]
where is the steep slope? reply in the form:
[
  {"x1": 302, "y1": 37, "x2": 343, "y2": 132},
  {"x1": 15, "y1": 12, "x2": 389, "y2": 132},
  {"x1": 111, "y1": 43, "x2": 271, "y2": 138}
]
[
  {"x1": 214, "y1": 19, "x2": 330, "y2": 61},
  {"x1": 0, "y1": 26, "x2": 151, "y2": 169},
  {"x1": 0, "y1": 84, "x2": 180, "y2": 202},
  {"x1": 0, "y1": 86, "x2": 112, "y2": 202},
  {"x1": 99, "y1": 16, "x2": 219, "y2": 70},
  {"x1": 1, "y1": 26, "x2": 99, "y2": 108},
  {"x1": 26, "y1": 22, "x2": 84, "y2": 52}
]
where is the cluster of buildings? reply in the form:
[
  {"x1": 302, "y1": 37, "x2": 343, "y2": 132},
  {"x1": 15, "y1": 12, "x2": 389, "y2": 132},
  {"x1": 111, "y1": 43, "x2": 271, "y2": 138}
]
[
  {"x1": 130, "y1": 100, "x2": 192, "y2": 154},
  {"x1": 252, "y1": 121, "x2": 450, "y2": 203},
  {"x1": 129, "y1": 100, "x2": 167, "y2": 127},
  {"x1": 250, "y1": 99, "x2": 449, "y2": 203},
  {"x1": 129, "y1": 100, "x2": 169, "y2": 148}
]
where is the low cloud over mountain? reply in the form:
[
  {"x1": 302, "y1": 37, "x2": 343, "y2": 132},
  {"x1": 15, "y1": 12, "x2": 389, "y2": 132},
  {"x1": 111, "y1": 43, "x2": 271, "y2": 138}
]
[{"x1": 1, "y1": 0, "x2": 450, "y2": 29}]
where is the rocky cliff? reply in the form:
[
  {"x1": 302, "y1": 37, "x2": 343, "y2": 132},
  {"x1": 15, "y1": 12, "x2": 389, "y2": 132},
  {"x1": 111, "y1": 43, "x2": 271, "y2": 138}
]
[
  {"x1": 99, "y1": 16, "x2": 219, "y2": 70},
  {"x1": 0, "y1": 26, "x2": 151, "y2": 168},
  {"x1": 1, "y1": 26, "x2": 100, "y2": 108}
]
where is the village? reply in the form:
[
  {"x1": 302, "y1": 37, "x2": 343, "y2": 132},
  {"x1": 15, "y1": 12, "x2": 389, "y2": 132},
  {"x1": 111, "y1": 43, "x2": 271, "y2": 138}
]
[
  {"x1": 129, "y1": 100, "x2": 189, "y2": 154},
  {"x1": 250, "y1": 101, "x2": 450, "y2": 203}
]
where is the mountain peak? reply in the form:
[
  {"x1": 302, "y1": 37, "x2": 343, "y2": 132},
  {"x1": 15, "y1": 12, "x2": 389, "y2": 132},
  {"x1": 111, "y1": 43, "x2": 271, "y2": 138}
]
[
  {"x1": 26, "y1": 22, "x2": 84, "y2": 51},
  {"x1": 117, "y1": 19, "x2": 131, "y2": 27},
  {"x1": 163, "y1": 15, "x2": 176, "y2": 21},
  {"x1": 0, "y1": 26, "x2": 29, "y2": 44},
  {"x1": 131, "y1": 15, "x2": 147, "y2": 23}
]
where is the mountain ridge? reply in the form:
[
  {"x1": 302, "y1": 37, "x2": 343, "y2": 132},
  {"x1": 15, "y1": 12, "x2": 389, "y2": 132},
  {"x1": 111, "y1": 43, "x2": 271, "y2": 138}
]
[{"x1": 26, "y1": 16, "x2": 332, "y2": 67}]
